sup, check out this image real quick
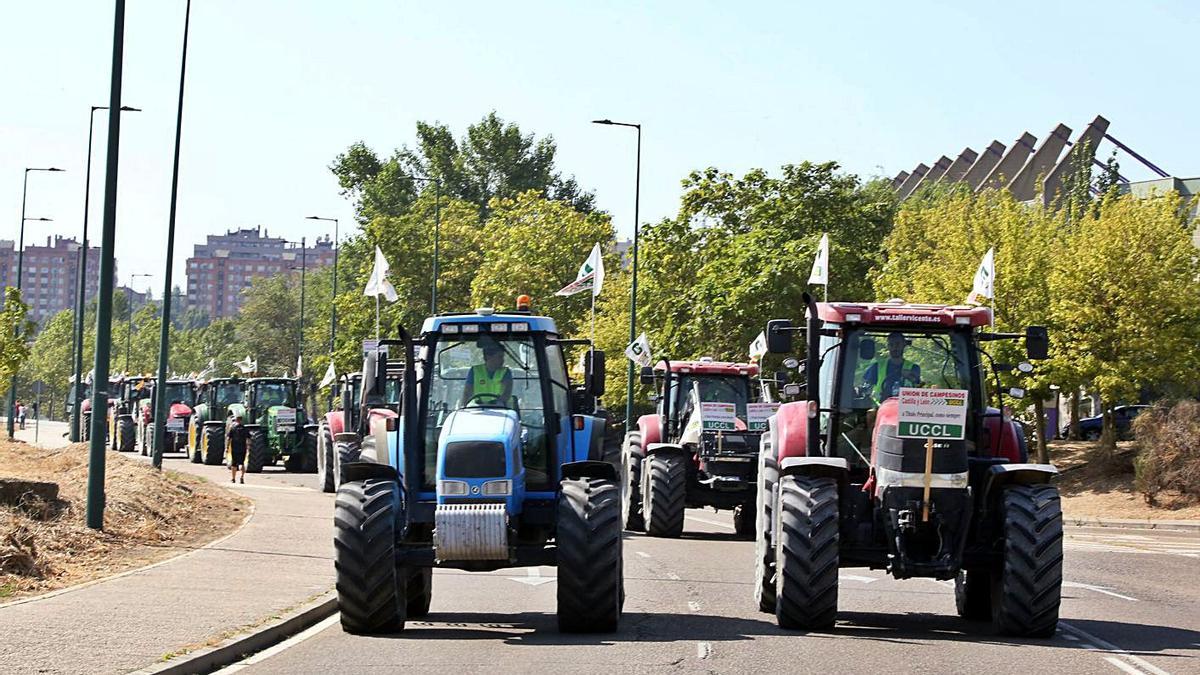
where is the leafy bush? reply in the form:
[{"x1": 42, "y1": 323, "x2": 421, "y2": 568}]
[{"x1": 1133, "y1": 401, "x2": 1200, "y2": 505}]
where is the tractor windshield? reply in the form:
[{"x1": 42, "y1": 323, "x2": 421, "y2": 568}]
[
  {"x1": 670, "y1": 375, "x2": 751, "y2": 419},
  {"x1": 255, "y1": 382, "x2": 295, "y2": 408},
  {"x1": 164, "y1": 383, "x2": 195, "y2": 406},
  {"x1": 839, "y1": 328, "x2": 972, "y2": 410},
  {"x1": 214, "y1": 382, "x2": 242, "y2": 406},
  {"x1": 423, "y1": 333, "x2": 559, "y2": 490}
]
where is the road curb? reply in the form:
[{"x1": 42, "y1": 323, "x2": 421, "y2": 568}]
[
  {"x1": 1066, "y1": 516, "x2": 1200, "y2": 532},
  {"x1": 131, "y1": 592, "x2": 338, "y2": 675}
]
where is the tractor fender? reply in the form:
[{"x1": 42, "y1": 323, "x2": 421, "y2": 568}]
[
  {"x1": 561, "y1": 459, "x2": 618, "y2": 482},
  {"x1": 334, "y1": 431, "x2": 361, "y2": 444},
  {"x1": 341, "y1": 461, "x2": 399, "y2": 484},
  {"x1": 780, "y1": 456, "x2": 849, "y2": 483},
  {"x1": 982, "y1": 463, "x2": 1058, "y2": 505},
  {"x1": 769, "y1": 401, "x2": 811, "y2": 463},
  {"x1": 644, "y1": 442, "x2": 689, "y2": 458},
  {"x1": 637, "y1": 414, "x2": 662, "y2": 447},
  {"x1": 303, "y1": 423, "x2": 319, "y2": 433},
  {"x1": 202, "y1": 420, "x2": 224, "y2": 429},
  {"x1": 324, "y1": 411, "x2": 344, "y2": 436},
  {"x1": 983, "y1": 409, "x2": 1028, "y2": 463}
]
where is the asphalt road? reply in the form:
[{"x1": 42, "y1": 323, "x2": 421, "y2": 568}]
[{"x1": 215, "y1": 507, "x2": 1200, "y2": 674}]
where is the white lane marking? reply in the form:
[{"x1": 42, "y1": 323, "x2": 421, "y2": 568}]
[
  {"x1": 667, "y1": 572, "x2": 681, "y2": 581},
  {"x1": 685, "y1": 514, "x2": 735, "y2": 530},
  {"x1": 1063, "y1": 581, "x2": 1138, "y2": 602},
  {"x1": 635, "y1": 551, "x2": 651, "y2": 559},
  {"x1": 214, "y1": 614, "x2": 340, "y2": 673},
  {"x1": 1060, "y1": 622, "x2": 1171, "y2": 675},
  {"x1": 839, "y1": 574, "x2": 878, "y2": 584},
  {"x1": 688, "y1": 601, "x2": 701, "y2": 612},
  {"x1": 1105, "y1": 657, "x2": 1148, "y2": 675},
  {"x1": 696, "y1": 642, "x2": 712, "y2": 659},
  {"x1": 508, "y1": 567, "x2": 554, "y2": 586}
]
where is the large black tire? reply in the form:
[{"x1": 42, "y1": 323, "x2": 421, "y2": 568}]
[
  {"x1": 955, "y1": 568, "x2": 991, "y2": 620},
  {"x1": 620, "y1": 432, "x2": 645, "y2": 532},
  {"x1": 407, "y1": 567, "x2": 433, "y2": 618},
  {"x1": 118, "y1": 417, "x2": 135, "y2": 453},
  {"x1": 642, "y1": 452, "x2": 686, "y2": 538},
  {"x1": 191, "y1": 438, "x2": 203, "y2": 464},
  {"x1": 556, "y1": 477, "x2": 622, "y2": 633},
  {"x1": 82, "y1": 412, "x2": 91, "y2": 442},
  {"x1": 285, "y1": 428, "x2": 318, "y2": 473},
  {"x1": 334, "y1": 439, "x2": 362, "y2": 488},
  {"x1": 733, "y1": 504, "x2": 754, "y2": 539},
  {"x1": 775, "y1": 475, "x2": 839, "y2": 631},
  {"x1": 754, "y1": 450, "x2": 779, "y2": 612},
  {"x1": 246, "y1": 429, "x2": 268, "y2": 473},
  {"x1": 991, "y1": 484, "x2": 1063, "y2": 637},
  {"x1": 334, "y1": 479, "x2": 406, "y2": 634},
  {"x1": 203, "y1": 425, "x2": 225, "y2": 466},
  {"x1": 317, "y1": 426, "x2": 335, "y2": 492}
]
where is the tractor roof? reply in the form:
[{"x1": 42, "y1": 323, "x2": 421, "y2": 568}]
[
  {"x1": 248, "y1": 377, "x2": 296, "y2": 384},
  {"x1": 816, "y1": 301, "x2": 992, "y2": 328},
  {"x1": 422, "y1": 309, "x2": 558, "y2": 336},
  {"x1": 654, "y1": 359, "x2": 759, "y2": 376}
]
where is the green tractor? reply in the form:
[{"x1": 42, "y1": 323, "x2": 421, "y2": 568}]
[
  {"x1": 227, "y1": 377, "x2": 317, "y2": 473},
  {"x1": 108, "y1": 376, "x2": 150, "y2": 452},
  {"x1": 189, "y1": 377, "x2": 245, "y2": 465}
]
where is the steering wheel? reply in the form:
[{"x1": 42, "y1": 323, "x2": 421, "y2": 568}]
[{"x1": 466, "y1": 392, "x2": 504, "y2": 407}]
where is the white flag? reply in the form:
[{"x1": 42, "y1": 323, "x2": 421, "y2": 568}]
[
  {"x1": 364, "y1": 246, "x2": 399, "y2": 302},
  {"x1": 749, "y1": 331, "x2": 767, "y2": 363},
  {"x1": 966, "y1": 247, "x2": 995, "y2": 305},
  {"x1": 625, "y1": 332, "x2": 652, "y2": 368},
  {"x1": 808, "y1": 233, "x2": 829, "y2": 286},
  {"x1": 319, "y1": 361, "x2": 337, "y2": 389},
  {"x1": 556, "y1": 243, "x2": 605, "y2": 297},
  {"x1": 234, "y1": 356, "x2": 257, "y2": 374},
  {"x1": 296, "y1": 354, "x2": 303, "y2": 378}
]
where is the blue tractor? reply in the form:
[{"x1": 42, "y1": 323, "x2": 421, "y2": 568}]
[{"x1": 334, "y1": 307, "x2": 623, "y2": 633}]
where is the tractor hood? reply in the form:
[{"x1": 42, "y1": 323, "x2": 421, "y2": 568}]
[
  {"x1": 439, "y1": 407, "x2": 520, "y2": 447},
  {"x1": 169, "y1": 402, "x2": 193, "y2": 418},
  {"x1": 435, "y1": 407, "x2": 525, "y2": 512}
]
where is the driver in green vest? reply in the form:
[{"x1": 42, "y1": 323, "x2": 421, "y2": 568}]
[
  {"x1": 460, "y1": 336, "x2": 513, "y2": 407},
  {"x1": 862, "y1": 331, "x2": 921, "y2": 401}
]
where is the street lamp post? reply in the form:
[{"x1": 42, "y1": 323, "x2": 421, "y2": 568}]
[
  {"x1": 286, "y1": 238, "x2": 307, "y2": 374},
  {"x1": 8, "y1": 167, "x2": 64, "y2": 439},
  {"x1": 153, "y1": 0, "x2": 192, "y2": 470},
  {"x1": 126, "y1": 273, "x2": 152, "y2": 371},
  {"x1": 71, "y1": 105, "x2": 140, "y2": 442},
  {"x1": 304, "y1": 215, "x2": 338, "y2": 355},
  {"x1": 591, "y1": 119, "x2": 641, "y2": 436}
]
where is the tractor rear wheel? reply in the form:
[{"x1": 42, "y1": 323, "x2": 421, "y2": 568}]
[
  {"x1": 202, "y1": 425, "x2": 225, "y2": 466},
  {"x1": 82, "y1": 412, "x2": 91, "y2": 442},
  {"x1": 334, "y1": 479, "x2": 406, "y2": 634},
  {"x1": 955, "y1": 568, "x2": 991, "y2": 620},
  {"x1": 407, "y1": 567, "x2": 433, "y2": 618},
  {"x1": 317, "y1": 426, "x2": 335, "y2": 493},
  {"x1": 643, "y1": 452, "x2": 686, "y2": 538},
  {"x1": 620, "y1": 432, "x2": 645, "y2": 532},
  {"x1": 556, "y1": 477, "x2": 622, "y2": 633},
  {"x1": 775, "y1": 475, "x2": 839, "y2": 631},
  {"x1": 754, "y1": 450, "x2": 779, "y2": 613},
  {"x1": 992, "y1": 484, "x2": 1062, "y2": 637},
  {"x1": 118, "y1": 417, "x2": 135, "y2": 453},
  {"x1": 334, "y1": 439, "x2": 362, "y2": 488},
  {"x1": 246, "y1": 430, "x2": 268, "y2": 473},
  {"x1": 733, "y1": 504, "x2": 753, "y2": 539}
]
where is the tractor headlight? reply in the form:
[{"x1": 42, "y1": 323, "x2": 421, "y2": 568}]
[
  {"x1": 439, "y1": 480, "x2": 469, "y2": 496},
  {"x1": 481, "y1": 479, "x2": 511, "y2": 496}
]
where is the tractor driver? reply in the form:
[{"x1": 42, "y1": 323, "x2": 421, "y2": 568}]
[
  {"x1": 459, "y1": 336, "x2": 513, "y2": 408},
  {"x1": 861, "y1": 331, "x2": 921, "y2": 402}
]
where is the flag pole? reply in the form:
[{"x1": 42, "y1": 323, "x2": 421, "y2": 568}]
[
  {"x1": 375, "y1": 295, "x2": 380, "y2": 339},
  {"x1": 590, "y1": 291, "x2": 596, "y2": 347}
]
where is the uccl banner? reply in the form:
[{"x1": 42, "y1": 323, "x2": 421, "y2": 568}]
[{"x1": 896, "y1": 387, "x2": 968, "y2": 440}]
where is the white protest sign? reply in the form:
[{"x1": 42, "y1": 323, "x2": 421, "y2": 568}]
[
  {"x1": 166, "y1": 418, "x2": 185, "y2": 433},
  {"x1": 275, "y1": 408, "x2": 297, "y2": 430},
  {"x1": 747, "y1": 402, "x2": 780, "y2": 432},
  {"x1": 700, "y1": 402, "x2": 737, "y2": 431},
  {"x1": 896, "y1": 388, "x2": 968, "y2": 440}
]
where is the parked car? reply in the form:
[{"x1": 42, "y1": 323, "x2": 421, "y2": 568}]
[{"x1": 1066, "y1": 405, "x2": 1149, "y2": 440}]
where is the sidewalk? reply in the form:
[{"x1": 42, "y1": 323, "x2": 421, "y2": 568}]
[{"x1": 0, "y1": 420, "x2": 334, "y2": 674}]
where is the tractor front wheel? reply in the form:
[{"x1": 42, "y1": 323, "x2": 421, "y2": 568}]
[
  {"x1": 118, "y1": 417, "x2": 135, "y2": 453},
  {"x1": 643, "y1": 452, "x2": 686, "y2": 538},
  {"x1": 754, "y1": 450, "x2": 779, "y2": 613},
  {"x1": 557, "y1": 477, "x2": 622, "y2": 633},
  {"x1": 317, "y1": 426, "x2": 335, "y2": 493},
  {"x1": 775, "y1": 475, "x2": 839, "y2": 631},
  {"x1": 334, "y1": 479, "x2": 406, "y2": 634},
  {"x1": 620, "y1": 432, "x2": 645, "y2": 532},
  {"x1": 246, "y1": 430, "x2": 268, "y2": 473},
  {"x1": 991, "y1": 484, "x2": 1063, "y2": 637},
  {"x1": 407, "y1": 567, "x2": 433, "y2": 618},
  {"x1": 202, "y1": 425, "x2": 225, "y2": 466},
  {"x1": 955, "y1": 568, "x2": 991, "y2": 620},
  {"x1": 334, "y1": 439, "x2": 362, "y2": 489}
]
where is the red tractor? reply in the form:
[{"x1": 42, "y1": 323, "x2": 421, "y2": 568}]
[
  {"x1": 316, "y1": 360, "x2": 403, "y2": 493},
  {"x1": 754, "y1": 295, "x2": 1060, "y2": 637},
  {"x1": 622, "y1": 358, "x2": 773, "y2": 538}
]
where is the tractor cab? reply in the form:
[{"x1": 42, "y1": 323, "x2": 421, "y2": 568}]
[
  {"x1": 139, "y1": 378, "x2": 198, "y2": 454},
  {"x1": 755, "y1": 295, "x2": 1060, "y2": 637},
  {"x1": 189, "y1": 377, "x2": 244, "y2": 465}
]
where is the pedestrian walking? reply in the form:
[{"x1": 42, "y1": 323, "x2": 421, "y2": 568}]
[
  {"x1": 226, "y1": 414, "x2": 247, "y2": 484},
  {"x1": 16, "y1": 400, "x2": 27, "y2": 430}
]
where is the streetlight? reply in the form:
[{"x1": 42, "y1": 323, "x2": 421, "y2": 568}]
[
  {"x1": 126, "y1": 274, "x2": 152, "y2": 371},
  {"x1": 153, "y1": 0, "x2": 192, "y2": 470},
  {"x1": 390, "y1": 175, "x2": 441, "y2": 313},
  {"x1": 71, "y1": 104, "x2": 141, "y2": 442},
  {"x1": 8, "y1": 167, "x2": 65, "y2": 440},
  {"x1": 284, "y1": 238, "x2": 308, "y2": 375},
  {"x1": 591, "y1": 119, "x2": 641, "y2": 436},
  {"x1": 305, "y1": 216, "x2": 338, "y2": 358}
]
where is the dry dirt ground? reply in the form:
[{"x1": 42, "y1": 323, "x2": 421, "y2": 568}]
[
  {"x1": 0, "y1": 440, "x2": 250, "y2": 600},
  {"x1": 1049, "y1": 440, "x2": 1200, "y2": 521}
]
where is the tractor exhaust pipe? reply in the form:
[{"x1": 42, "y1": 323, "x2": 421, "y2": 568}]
[
  {"x1": 803, "y1": 292, "x2": 821, "y2": 459},
  {"x1": 380, "y1": 325, "x2": 418, "y2": 513},
  {"x1": 655, "y1": 358, "x2": 673, "y2": 439}
]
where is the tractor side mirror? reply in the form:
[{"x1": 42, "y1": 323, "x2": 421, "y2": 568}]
[
  {"x1": 1008, "y1": 387, "x2": 1026, "y2": 400},
  {"x1": 640, "y1": 366, "x2": 655, "y2": 385},
  {"x1": 585, "y1": 349, "x2": 606, "y2": 397},
  {"x1": 1025, "y1": 326, "x2": 1049, "y2": 360},
  {"x1": 766, "y1": 319, "x2": 794, "y2": 354},
  {"x1": 783, "y1": 383, "x2": 802, "y2": 397}
]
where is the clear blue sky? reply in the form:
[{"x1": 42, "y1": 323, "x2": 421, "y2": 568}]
[{"x1": 2, "y1": 0, "x2": 1195, "y2": 296}]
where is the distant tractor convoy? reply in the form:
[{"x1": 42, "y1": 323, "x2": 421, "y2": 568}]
[{"x1": 66, "y1": 292, "x2": 1064, "y2": 638}]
